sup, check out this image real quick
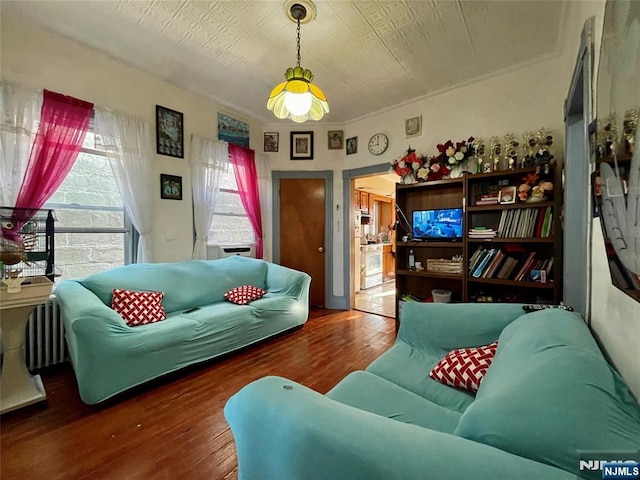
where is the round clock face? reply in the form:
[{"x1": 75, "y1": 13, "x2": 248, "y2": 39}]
[{"x1": 368, "y1": 133, "x2": 388, "y2": 155}]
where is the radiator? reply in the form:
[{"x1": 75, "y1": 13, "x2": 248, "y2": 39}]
[{"x1": 25, "y1": 295, "x2": 68, "y2": 371}]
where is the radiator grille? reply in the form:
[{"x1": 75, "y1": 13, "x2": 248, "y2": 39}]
[{"x1": 25, "y1": 295, "x2": 68, "y2": 371}]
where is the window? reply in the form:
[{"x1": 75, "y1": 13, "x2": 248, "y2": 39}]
[
  {"x1": 208, "y1": 164, "x2": 255, "y2": 245},
  {"x1": 45, "y1": 131, "x2": 134, "y2": 282}
]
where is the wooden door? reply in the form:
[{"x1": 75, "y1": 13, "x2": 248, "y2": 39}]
[{"x1": 279, "y1": 178, "x2": 325, "y2": 306}]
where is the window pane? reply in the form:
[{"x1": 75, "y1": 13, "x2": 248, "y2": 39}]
[
  {"x1": 49, "y1": 152, "x2": 123, "y2": 209},
  {"x1": 208, "y1": 215, "x2": 254, "y2": 244},
  {"x1": 218, "y1": 168, "x2": 238, "y2": 190},
  {"x1": 214, "y1": 191, "x2": 246, "y2": 215},
  {"x1": 54, "y1": 232, "x2": 125, "y2": 282}
]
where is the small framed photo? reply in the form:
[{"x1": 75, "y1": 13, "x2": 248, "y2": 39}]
[
  {"x1": 160, "y1": 174, "x2": 183, "y2": 200},
  {"x1": 264, "y1": 132, "x2": 279, "y2": 152},
  {"x1": 498, "y1": 186, "x2": 517, "y2": 204},
  {"x1": 156, "y1": 105, "x2": 184, "y2": 158},
  {"x1": 483, "y1": 161, "x2": 493, "y2": 173},
  {"x1": 290, "y1": 131, "x2": 314, "y2": 160},
  {"x1": 405, "y1": 115, "x2": 422, "y2": 138},
  {"x1": 328, "y1": 130, "x2": 344, "y2": 150},
  {"x1": 346, "y1": 136, "x2": 358, "y2": 155}
]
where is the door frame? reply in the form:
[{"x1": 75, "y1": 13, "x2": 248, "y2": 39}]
[
  {"x1": 563, "y1": 17, "x2": 594, "y2": 322},
  {"x1": 342, "y1": 163, "x2": 394, "y2": 310},
  {"x1": 272, "y1": 170, "x2": 333, "y2": 308}
]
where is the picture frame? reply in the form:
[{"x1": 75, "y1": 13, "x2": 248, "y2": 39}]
[
  {"x1": 327, "y1": 130, "x2": 344, "y2": 150},
  {"x1": 156, "y1": 105, "x2": 184, "y2": 158},
  {"x1": 346, "y1": 136, "x2": 358, "y2": 155},
  {"x1": 498, "y1": 186, "x2": 517, "y2": 204},
  {"x1": 218, "y1": 113, "x2": 249, "y2": 148},
  {"x1": 405, "y1": 115, "x2": 422, "y2": 138},
  {"x1": 290, "y1": 131, "x2": 314, "y2": 160},
  {"x1": 160, "y1": 174, "x2": 183, "y2": 200},
  {"x1": 264, "y1": 132, "x2": 279, "y2": 152}
]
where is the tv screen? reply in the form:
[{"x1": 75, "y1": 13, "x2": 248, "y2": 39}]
[{"x1": 412, "y1": 208, "x2": 463, "y2": 240}]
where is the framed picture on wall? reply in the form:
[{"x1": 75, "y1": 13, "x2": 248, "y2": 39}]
[
  {"x1": 405, "y1": 115, "x2": 422, "y2": 138},
  {"x1": 264, "y1": 132, "x2": 279, "y2": 152},
  {"x1": 290, "y1": 131, "x2": 314, "y2": 160},
  {"x1": 160, "y1": 174, "x2": 183, "y2": 200},
  {"x1": 327, "y1": 130, "x2": 344, "y2": 150},
  {"x1": 346, "y1": 136, "x2": 358, "y2": 155},
  {"x1": 156, "y1": 105, "x2": 184, "y2": 158}
]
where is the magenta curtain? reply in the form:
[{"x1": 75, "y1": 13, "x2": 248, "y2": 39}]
[
  {"x1": 3, "y1": 90, "x2": 93, "y2": 242},
  {"x1": 229, "y1": 144, "x2": 263, "y2": 259}
]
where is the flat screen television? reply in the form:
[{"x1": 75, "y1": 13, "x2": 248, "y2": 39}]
[{"x1": 412, "y1": 208, "x2": 463, "y2": 240}]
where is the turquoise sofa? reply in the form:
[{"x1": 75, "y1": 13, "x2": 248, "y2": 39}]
[
  {"x1": 56, "y1": 256, "x2": 310, "y2": 405},
  {"x1": 225, "y1": 303, "x2": 640, "y2": 480}
]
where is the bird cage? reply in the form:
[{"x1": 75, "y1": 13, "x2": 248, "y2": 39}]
[{"x1": 0, "y1": 207, "x2": 55, "y2": 281}]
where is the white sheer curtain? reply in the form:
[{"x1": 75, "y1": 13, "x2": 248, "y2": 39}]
[
  {"x1": 190, "y1": 135, "x2": 228, "y2": 259},
  {"x1": 255, "y1": 154, "x2": 272, "y2": 261},
  {"x1": 95, "y1": 108, "x2": 154, "y2": 263},
  {"x1": 0, "y1": 83, "x2": 43, "y2": 207}
]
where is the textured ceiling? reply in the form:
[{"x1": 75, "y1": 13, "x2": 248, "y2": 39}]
[{"x1": 2, "y1": 0, "x2": 567, "y2": 124}]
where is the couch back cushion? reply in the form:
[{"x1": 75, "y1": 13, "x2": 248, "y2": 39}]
[
  {"x1": 79, "y1": 256, "x2": 269, "y2": 313},
  {"x1": 454, "y1": 309, "x2": 640, "y2": 480}
]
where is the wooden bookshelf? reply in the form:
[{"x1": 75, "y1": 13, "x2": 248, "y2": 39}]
[{"x1": 394, "y1": 165, "x2": 563, "y2": 320}]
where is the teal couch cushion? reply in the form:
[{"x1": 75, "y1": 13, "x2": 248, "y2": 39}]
[
  {"x1": 79, "y1": 257, "x2": 268, "y2": 313},
  {"x1": 366, "y1": 341, "x2": 476, "y2": 413},
  {"x1": 327, "y1": 370, "x2": 462, "y2": 432},
  {"x1": 454, "y1": 310, "x2": 640, "y2": 480}
]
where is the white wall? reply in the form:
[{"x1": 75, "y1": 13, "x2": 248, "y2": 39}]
[
  {"x1": 1, "y1": 15, "x2": 264, "y2": 263},
  {"x1": 264, "y1": 2, "x2": 600, "y2": 298}
]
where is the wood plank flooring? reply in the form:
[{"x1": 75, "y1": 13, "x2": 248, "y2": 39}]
[{"x1": 1, "y1": 309, "x2": 395, "y2": 480}]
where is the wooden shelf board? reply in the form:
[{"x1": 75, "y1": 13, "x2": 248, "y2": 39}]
[
  {"x1": 468, "y1": 201, "x2": 554, "y2": 211},
  {"x1": 396, "y1": 241, "x2": 463, "y2": 248},
  {"x1": 467, "y1": 237, "x2": 554, "y2": 243},
  {"x1": 396, "y1": 269, "x2": 463, "y2": 280},
  {"x1": 397, "y1": 177, "x2": 464, "y2": 190},
  {"x1": 467, "y1": 277, "x2": 555, "y2": 288}
]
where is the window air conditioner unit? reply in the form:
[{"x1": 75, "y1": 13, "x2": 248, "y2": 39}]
[{"x1": 207, "y1": 245, "x2": 256, "y2": 259}]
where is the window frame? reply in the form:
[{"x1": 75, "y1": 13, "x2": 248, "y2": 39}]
[
  {"x1": 207, "y1": 166, "x2": 255, "y2": 246},
  {"x1": 44, "y1": 143, "x2": 137, "y2": 280}
]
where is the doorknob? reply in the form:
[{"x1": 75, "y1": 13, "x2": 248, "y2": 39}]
[{"x1": 318, "y1": 247, "x2": 324, "y2": 252}]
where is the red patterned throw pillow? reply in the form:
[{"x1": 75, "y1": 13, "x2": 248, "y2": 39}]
[
  {"x1": 112, "y1": 288, "x2": 167, "y2": 327},
  {"x1": 224, "y1": 285, "x2": 267, "y2": 305},
  {"x1": 429, "y1": 341, "x2": 499, "y2": 393}
]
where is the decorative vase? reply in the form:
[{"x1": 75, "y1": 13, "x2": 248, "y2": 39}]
[
  {"x1": 449, "y1": 164, "x2": 464, "y2": 179},
  {"x1": 401, "y1": 172, "x2": 417, "y2": 184}
]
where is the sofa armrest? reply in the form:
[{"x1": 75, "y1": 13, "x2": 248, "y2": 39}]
[
  {"x1": 399, "y1": 302, "x2": 527, "y2": 350},
  {"x1": 265, "y1": 262, "x2": 311, "y2": 299},
  {"x1": 225, "y1": 376, "x2": 575, "y2": 480}
]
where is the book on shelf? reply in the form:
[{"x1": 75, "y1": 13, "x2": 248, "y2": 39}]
[
  {"x1": 472, "y1": 249, "x2": 497, "y2": 277},
  {"x1": 469, "y1": 227, "x2": 497, "y2": 239}
]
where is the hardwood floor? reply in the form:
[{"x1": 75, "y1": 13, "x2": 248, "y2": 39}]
[{"x1": 1, "y1": 309, "x2": 395, "y2": 480}]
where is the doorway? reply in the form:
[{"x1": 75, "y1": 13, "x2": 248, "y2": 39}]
[
  {"x1": 272, "y1": 171, "x2": 333, "y2": 307},
  {"x1": 353, "y1": 173, "x2": 397, "y2": 318}
]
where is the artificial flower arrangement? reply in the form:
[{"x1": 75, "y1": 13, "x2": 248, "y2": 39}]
[
  {"x1": 389, "y1": 148, "x2": 426, "y2": 183},
  {"x1": 419, "y1": 155, "x2": 450, "y2": 181},
  {"x1": 437, "y1": 137, "x2": 476, "y2": 166},
  {"x1": 518, "y1": 172, "x2": 554, "y2": 202}
]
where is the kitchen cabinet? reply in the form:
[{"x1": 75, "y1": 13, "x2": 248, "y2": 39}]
[
  {"x1": 383, "y1": 244, "x2": 394, "y2": 278},
  {"x1": 360, "y1": 192, "x2": 369, "y2": 212}
]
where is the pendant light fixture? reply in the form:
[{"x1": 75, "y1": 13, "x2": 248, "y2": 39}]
[{"x1": 267, "y1": 1, "x2": 329, "y2": 122}]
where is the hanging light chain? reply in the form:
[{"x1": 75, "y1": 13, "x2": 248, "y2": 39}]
[{"x1": 296, "y1": 18, "x2": 301, "y2": 67}]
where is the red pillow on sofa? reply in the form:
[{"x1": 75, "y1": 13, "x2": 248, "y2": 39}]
[
  {"x1": 111, "y1": 288, "x2": 167, "y2": 327},
  {"x1": 224, "y1": 285, "x2": 267, "y2": 305},
  {"x1": 429, "y1": 341, "x2": 499, "y2": 393}
]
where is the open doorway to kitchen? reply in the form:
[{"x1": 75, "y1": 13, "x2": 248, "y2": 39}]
[{"x1": 353, "y1": 173, "x2": 397, "y2": 318}]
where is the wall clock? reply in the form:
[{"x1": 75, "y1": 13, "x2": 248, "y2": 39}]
[{"x1": 368, "y1": 133, "x2": 388, "y2": 155}]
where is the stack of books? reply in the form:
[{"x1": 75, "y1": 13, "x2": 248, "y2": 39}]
[
  {"x1": 469, "y1": 227, "x2": 497, "y2": 239},
  {"x1": 475, "y1": 195, "x2": 499, "y2": 206}
]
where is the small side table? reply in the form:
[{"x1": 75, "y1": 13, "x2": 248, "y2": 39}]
[{"x1": 1, "y1": 277, "x2": 53, "y2": 414}]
